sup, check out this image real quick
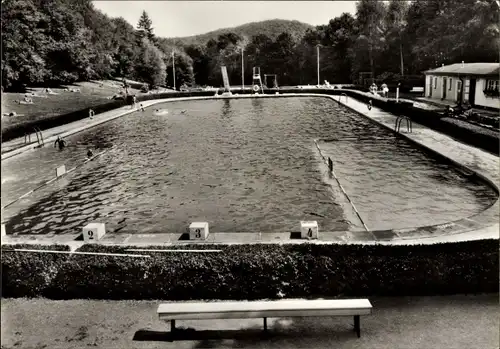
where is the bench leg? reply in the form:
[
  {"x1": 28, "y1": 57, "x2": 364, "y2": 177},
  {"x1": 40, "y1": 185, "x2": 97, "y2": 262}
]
[
  {"x1": 171, "y1": 320, "x2": 176, "y2": 333},
  {"x1": 354, "y1": 315, "x2": 360, "y2": 338},
  {"x1": 263, "y1": 317, "x2": 268, "y2": 332}
]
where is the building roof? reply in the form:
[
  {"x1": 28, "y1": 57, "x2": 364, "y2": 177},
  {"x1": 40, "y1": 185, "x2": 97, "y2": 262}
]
[{"x1": 424, "y1": 63, "x2": 499, "y2": 76}]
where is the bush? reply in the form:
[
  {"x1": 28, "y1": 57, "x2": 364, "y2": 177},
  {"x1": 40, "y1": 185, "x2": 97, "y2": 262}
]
[
  {"x1": 1, "y1": 244, "x2": 71, "y2": 298},
  {"x1": 1, "y1": 240, "x2": 498, "y2": 300}
]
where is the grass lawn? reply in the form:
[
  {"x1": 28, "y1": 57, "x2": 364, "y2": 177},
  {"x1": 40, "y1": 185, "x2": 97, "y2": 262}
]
[
  {"x1": 0, "y1": 80, "x2": 173, "y2": 131},
  {"x1": 0, "y1": 80, "x2": 137, "y2": 130},
  {"x1": 1, "y1": 294, "x2": 498, "y2": 349}
]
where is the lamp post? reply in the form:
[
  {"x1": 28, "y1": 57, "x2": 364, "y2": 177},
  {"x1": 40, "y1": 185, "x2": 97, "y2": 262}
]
[
  {"x1": 241, "y1": 47, "x2": 244, "y2": 92},
  {"x1": 316, "y1": 45, "x2": 320, "y2": 86},
  {"x1": 172, "y1": 51, "x2": 176, "y2": 91}
]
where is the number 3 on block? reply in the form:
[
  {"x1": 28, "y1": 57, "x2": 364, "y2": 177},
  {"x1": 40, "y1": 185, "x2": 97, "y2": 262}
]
[{"x1": 195, "y1": 229, "x2": 201, "y2": 238}]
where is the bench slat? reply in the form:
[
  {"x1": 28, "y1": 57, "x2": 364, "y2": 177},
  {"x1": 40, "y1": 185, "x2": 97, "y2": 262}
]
[
  {"x1": 158, "y1": 299, "x2": 372, "y2": 321},
  {"x1": 159, "y1": 308, "x2": 371, "y2": 321}
]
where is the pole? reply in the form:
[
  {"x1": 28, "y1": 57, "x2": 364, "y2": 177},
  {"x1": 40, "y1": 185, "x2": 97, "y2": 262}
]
[
  {"x1": 400, "y1": 42, "x2": 404, "y2": 76},
  {"x1": 241, "y1": 48, "x2": 244, "y2": 92},
  {"x1": 172, "y1": 51, "x2": 176, "y2": 91},
  {"x1": 317, "y1": 45, "x2": 320, "y2": 86}
]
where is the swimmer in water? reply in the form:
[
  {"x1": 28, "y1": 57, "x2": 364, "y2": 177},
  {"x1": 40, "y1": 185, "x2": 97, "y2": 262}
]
[
  {"x1": 181, "y1": 110, "x2": 186, "y2": 114},
  {"x1": 87, "y1": 148, "x2": 94, "y2": 158},
  {"x1": 140, "y1": 104, "x2": 144, "y2": 112},
  {"x1": 54, "y1": 136, "x2": 67, "y2": 150}
]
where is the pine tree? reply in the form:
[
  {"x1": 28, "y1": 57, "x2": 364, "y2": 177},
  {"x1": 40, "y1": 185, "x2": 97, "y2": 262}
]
[{"x1": 137, "y1": 10, "x2": 154, "y2": 41}]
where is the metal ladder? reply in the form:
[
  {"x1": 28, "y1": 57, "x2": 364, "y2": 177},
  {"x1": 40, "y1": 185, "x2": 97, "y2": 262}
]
[
  {"x1": 395, "y1": 115, "x2": 412, "y2": 133},
  {"x1": 24, "y1": 127, "x2": 44, "y2": 147}
]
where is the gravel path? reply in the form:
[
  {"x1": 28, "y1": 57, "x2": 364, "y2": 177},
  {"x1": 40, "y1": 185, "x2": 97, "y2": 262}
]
[{"x1": 1, "y1": 294, "x2": 498, "y2": 349}]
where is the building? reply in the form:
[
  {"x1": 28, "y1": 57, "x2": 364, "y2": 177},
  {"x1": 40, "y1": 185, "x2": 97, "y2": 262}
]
[{"x1": 423, "y1": 63, "x2": 499, "y2": 110}]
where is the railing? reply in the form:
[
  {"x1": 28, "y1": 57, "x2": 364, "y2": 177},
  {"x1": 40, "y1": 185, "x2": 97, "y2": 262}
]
[
  {"x1": 24, "y1": 127, "x2": 44, "y2": 147},
  {"x1": 395, "y1": 115, "x2": 412, "y2": 133},
  {"x1": 339, "y1": 93, "x2": 348, "y2": 103},
  {"x1": 34, "y1": 127, "x2": 44, "y2": 147}
]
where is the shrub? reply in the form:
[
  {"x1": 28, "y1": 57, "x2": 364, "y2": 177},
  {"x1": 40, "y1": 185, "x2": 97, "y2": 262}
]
[
  {"x1": 1, "y1": 240, "x2": 498, "y2": 300},
  {"x1": 1, "y1": 244, "x2": 71, "y2": 298}
]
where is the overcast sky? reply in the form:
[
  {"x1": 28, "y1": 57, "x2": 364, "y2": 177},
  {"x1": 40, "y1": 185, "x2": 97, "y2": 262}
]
[{"x1": 92, "y1": 1, "x2": 357, "y2": 38}]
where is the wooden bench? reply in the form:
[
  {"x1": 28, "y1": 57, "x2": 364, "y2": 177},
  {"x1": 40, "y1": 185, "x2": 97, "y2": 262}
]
[{"x1": 158, "y1": 298, "x2": 372, "y2": 338}]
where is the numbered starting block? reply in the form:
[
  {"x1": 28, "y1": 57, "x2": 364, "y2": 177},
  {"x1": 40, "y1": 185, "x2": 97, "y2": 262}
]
[
  {"x1": 189, "y1": 222, "x2": 209, "y2": 240},
  {"x1": 300, "y1": 221, "x2": 319, "y2": 239},
  {"x1": 82, "y1": 223, "x2": 106, "y2": 243}
]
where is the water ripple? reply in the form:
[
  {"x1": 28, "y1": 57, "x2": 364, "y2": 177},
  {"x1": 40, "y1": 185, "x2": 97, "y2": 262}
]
[{"x1": 2, "y1": 97, "x2": 496, "y2": 235}]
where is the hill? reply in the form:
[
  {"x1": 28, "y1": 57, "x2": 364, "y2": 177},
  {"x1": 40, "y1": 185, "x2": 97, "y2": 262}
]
[{"x1": 164, "y1": 19, "x2": 314, "y2": 47}]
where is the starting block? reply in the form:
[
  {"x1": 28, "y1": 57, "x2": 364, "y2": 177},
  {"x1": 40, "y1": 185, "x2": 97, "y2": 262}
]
[
  {"x1": 82, "y1": 223, "x2": 106, "y2": 242},
  {"x1": 189, "y1": 222, "x2": 209, "y2": 240},
  {"x1": 300, "y1": 221, "x2": 319, "y2": 239}
]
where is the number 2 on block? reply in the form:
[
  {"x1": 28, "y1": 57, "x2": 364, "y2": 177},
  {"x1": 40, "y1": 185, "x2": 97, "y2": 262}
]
[{"x1": 88, "y1": 231, "x2": 94, "y2": 239}]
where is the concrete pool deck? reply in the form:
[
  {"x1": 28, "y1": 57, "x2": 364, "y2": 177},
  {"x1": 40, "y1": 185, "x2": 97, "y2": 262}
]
[{"x1": 1, "y1": 93, "x2": 498, "y2": 247}]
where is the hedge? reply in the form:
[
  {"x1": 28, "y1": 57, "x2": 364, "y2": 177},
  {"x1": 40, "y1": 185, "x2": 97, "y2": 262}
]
[
  {"x1": 1, "y1": 240, "x2": 498, "y2": 300},
  {"x1": 1, "y1": 244, "x2": 70, "y2": 298}
]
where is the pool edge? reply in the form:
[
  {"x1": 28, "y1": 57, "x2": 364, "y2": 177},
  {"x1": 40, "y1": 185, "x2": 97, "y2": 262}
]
[{"x1": 2, "y1": 93, "x2": 498, "y2": 246}]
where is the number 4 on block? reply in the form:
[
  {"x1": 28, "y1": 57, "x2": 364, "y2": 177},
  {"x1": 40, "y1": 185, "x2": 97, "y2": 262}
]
[{"x1": 300, "y1": 221, "x2": 319, "y2": 239}]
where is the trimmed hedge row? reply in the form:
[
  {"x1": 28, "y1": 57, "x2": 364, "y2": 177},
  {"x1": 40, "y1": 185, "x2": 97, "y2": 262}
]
[
  {"x1": 2, "y1": 240, "x2": 498, "y2": 300},
  {"x1": 1, "y1": 244, "x2": 70, "y2": 298}
]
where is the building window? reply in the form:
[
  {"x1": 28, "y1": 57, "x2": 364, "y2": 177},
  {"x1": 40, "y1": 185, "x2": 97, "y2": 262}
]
[
  {"x1": 449, "y1": 78, "x2": 452, "y2": 90},
  {"x1": 486, "y1": 80, "x2": 499, "y2": 91},
  {"x1": 484, "y1": 79, "x2": 499, "y2": 98},
  {"x1": 434, "y1": 77, "x2": 437, "y2": 89}
]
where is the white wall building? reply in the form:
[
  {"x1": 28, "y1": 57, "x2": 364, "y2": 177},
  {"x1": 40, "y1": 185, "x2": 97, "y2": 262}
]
[{"x1": 424, "y1": 63, "x2": 499, "y2": 110}]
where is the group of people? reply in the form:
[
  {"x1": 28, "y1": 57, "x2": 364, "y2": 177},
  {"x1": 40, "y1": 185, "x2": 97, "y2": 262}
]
[
  {"x1": 54, "y1": 136, "x2": 94, "y2": 158},
  {"x1": 369, "y1": 83, "x2": 390, "y2": 97}
]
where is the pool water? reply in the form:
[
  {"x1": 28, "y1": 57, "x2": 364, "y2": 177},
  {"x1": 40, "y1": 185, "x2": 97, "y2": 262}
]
[{"x1": 1, "y1": 97, "x2": 496, "y2": 235}]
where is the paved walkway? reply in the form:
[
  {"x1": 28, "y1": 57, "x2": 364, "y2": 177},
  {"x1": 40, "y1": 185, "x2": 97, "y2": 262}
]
[
  {"x1": 1, "y1": 93, "x2": 498, "y2": 247},
  {"x1": 2, "y1": 295, "x2": 498, "y2": 349}
]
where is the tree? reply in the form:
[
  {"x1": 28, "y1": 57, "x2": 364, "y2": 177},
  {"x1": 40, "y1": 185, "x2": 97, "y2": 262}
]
[
  {"x1": 385, "y1": 0, "x2": 409, "y2": 76},
  {"x1": 185, "y1": 44, "x2": 210, "y2": 85},
  {"x1": 354, "y1": 0, "x2": 387, "y2": 82},
  {"x1": 136, "y1": 38, "x2": 166, "y2": 88},
  {"x1": 166, "y1": 51, "x2": 194, "y2": 88},
  {"x1": 1, "y1": 0, "x2": 48, "y2": 89},
  {"x1": 269, "y1": 32, "x2": 295, "y2": 85},
  {"x1": 137, "y1": 10, "x2": 154, "y2": 41}
]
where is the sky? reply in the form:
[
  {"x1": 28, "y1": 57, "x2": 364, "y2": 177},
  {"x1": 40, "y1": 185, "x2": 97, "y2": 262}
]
[{"x1": 92, "y1": 1, "x2": 357, "y2": 38}]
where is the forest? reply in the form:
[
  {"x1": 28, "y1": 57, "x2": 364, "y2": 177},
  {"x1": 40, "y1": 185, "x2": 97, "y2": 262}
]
[{"x1": 2, "y1": 0, "x2": 499, "y2": 91}]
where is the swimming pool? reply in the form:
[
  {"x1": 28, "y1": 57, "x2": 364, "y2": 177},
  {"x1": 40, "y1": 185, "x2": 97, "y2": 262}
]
[{"x1": 1, "y1": 97, "x2": 497, "y2": 235}]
